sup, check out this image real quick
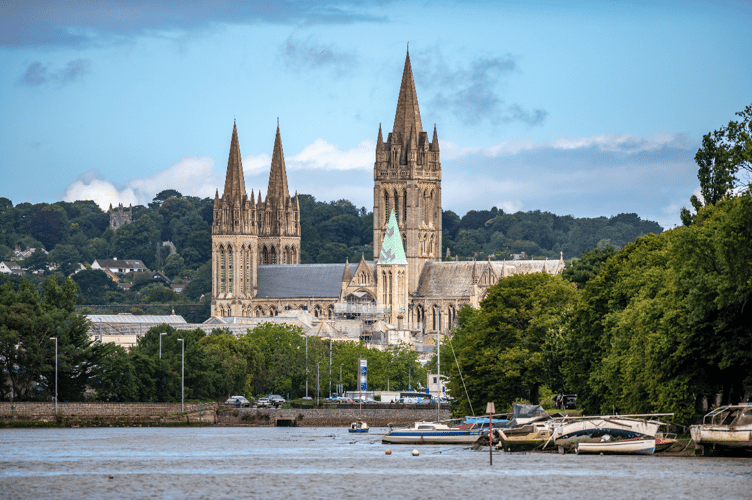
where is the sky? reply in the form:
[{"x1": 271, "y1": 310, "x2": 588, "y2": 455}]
[{"x1": 1, "y1": 1, "x2": 750, "y2": 230}]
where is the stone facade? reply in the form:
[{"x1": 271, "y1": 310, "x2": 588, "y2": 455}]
[
  {"x1": 210, "y1": 50, "x2": 564, "y2": 336},
  {"x1": 109, "y1": 203, "x2": 132, "y2": 230}
]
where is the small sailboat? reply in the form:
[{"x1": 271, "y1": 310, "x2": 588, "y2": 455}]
[{"x1": 349, "y1": 419, "x2": 369, "y2": 433}]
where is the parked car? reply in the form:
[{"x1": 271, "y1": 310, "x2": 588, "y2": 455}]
[
  {"x1": 268, "y1": 394, "x2": 286, "y2": 407},
  {"x1": 225, "y1": 396, "x2": 251, "y2": 407},
  {"x1": 562, "y1": 394, "x2": 577, "y2": 409},
  {"x1": 254, "y1": 397, "x2": 271, "y2": 408}
]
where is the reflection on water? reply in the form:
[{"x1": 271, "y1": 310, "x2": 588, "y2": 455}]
[{"x1": 1, "y1": 427, "x2": 750, "y2": 499}]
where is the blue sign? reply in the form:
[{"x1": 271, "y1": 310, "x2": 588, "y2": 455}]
[{"x1": 408, "y1": 384, "x2": 412, "y2": 391}]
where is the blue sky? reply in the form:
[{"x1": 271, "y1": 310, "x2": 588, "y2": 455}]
[{"x1": 1, "y1": 0, "x2": 750, "y2": 230}]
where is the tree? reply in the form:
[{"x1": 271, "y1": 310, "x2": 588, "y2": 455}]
[
  {"x1": 111, "y1": 215, "x2": 160, "y2": 269},
  {"x1": 446, "y1": 273, "x2": 576, "y2": 416},
  {"x1": 182, "y1": 261, "x2": 211, "y2": 301},
  {"x1": 28, "y1": 210, "x2": 66, "y2": 250},
  {"x1": 47, "y1": 244, "x2": 82, "y2": 276},
  {"x1": 149, "y1": 189, "x2": 183, "y2": 209},
  {"x1": 163, "y1": 253, "x2": 185, "y2": 280},
  {"x1": 562, "y1": 245, "x2": 616, "y2": 289},
  {"x1": 681, "y1": 103, "x2": 752, "y2": 225}
]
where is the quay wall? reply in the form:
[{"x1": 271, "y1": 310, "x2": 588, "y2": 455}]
[{"x1": 0, "y1": 402, "x2": 450, "y2": 427}]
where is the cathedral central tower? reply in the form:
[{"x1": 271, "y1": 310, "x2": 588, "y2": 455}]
[{"x1": 373, "y1": 49, "x2": 442, "y2": 294}]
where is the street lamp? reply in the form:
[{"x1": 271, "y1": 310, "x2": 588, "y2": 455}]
[
  {"x1": 50, "y1": 337, "x2": 57, "y2": 414},
  {"x1": 340, "y1": 363, "x2": 343, "y2": 397},
  {"x1": 316, "y1": 362, "x2": 320, "y2": 406},
  {"x1": 177, "y1": 338, "x2": 184, "y2": 413},
  {"x1": 159, "y1": 332, "x2": 166, "y2": 359}
]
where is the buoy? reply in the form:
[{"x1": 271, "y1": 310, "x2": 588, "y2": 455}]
[
  {"x1": 412, "y1": 449, "x2": 419, "y2": 456},
  {"x1": 385, "y1": 449, "x2": 392, "y2": 455}
]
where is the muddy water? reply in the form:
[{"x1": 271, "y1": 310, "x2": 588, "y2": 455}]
[{"x1": 1, "y1": 427, "x2": 750, "y2": 499}]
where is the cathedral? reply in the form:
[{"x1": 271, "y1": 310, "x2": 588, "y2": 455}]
[{"x1": 211, "y1": 50, "x2": 564, "y2": 339}]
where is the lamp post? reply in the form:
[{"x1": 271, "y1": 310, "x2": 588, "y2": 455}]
[
  {"x1": 50, "y1": 337, "x2": 57, "y2": 414},
  {"x1": 316, "y1": 362, "x2": 320, "y2": 406},
  {"x1": 177, "y1": 338, "x2": 184, "y2": 413},
  {"x1": 305, "y1": 336, "x2": 308, "y2": 399},
  {"x1": 159, "y1": 332, "x2": 166, "y2": 358},
  {"x1": 340, "y1": 363, "x2": 343, "y2": 397}
]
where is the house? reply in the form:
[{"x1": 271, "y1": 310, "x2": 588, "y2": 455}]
[
  {"x1": 0, "y1": 261, "x2": 24, "y2": 275},
  {"x1": 91, "y1": 258, "x2": 148, "y2": 274}
]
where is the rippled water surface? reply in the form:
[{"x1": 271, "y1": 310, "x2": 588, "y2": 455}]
[{"x1": 1, "y1": 427, "x2": 751, "y2": 499}]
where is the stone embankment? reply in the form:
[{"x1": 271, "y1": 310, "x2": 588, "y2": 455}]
[
  {"x1": 0, "y1": 402, "x2": 450, "y2": 427},
  {"x1": 218, "y1": 406, "x2": 451, "y2": 427},
  {"x1": 0, "y1": 402, "x2": 215, "y2": 427}
]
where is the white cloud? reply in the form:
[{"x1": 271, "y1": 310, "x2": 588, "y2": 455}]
[
  {"x1": 442, "y1": 132, "x2": 695, "y2": 160},
  {"x1": 63, "y1": 156, "x2": 220, "y2": 209},
  {"x1": 288, "y1": 138, "x2": 374, "y2": 171}
]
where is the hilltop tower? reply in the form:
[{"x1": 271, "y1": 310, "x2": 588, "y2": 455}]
[{"x1": 373, "y1": 49, "x2": 442, "y2": 294}]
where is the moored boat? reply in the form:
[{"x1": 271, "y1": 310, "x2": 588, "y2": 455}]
[
  {"x1": 497, "y1": 422, "x2": 553, "y2": 452},
  {"x1": 575, "y1": 437, "x2": 655, "y2": 455},
  {"x1": 349, "y1": 420, "x2": 369, "y2": 433},
  {"x1": 551, "y1": 414, "x2": 671, "y2": 451},
  {"x1": 382, "y1": 421, "x2": 482, "y2": 445},
  {"x1": 690, "y1": 405, "x2": 752, "y2": 450}
]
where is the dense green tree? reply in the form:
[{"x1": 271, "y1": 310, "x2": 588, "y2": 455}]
[
  {"x1": 111, "y1": 214, "x2": 160, "y2": 269},
  {"x1": 28, "y1": 210, "x2": 67, "y2": 250},
  {"x1": 562, "y1": 245, "x2": 616, "y2": 289},
  {"x1": 71, "y1": 269, "x2": 120, "y2": 304},
  {"x1": 182, "y1": 261, "x2": 211, "y2": 301},
  {"x1": 163, "y1": 253, "x2": 185, "y2": 280},
  {"x1": 47, "y1": 244, "x2": 82, "y2": 276},
  {"x1": 681, "y1": 103, "x2": 752, "y2": 225},
  {"x1": 446, "y1": 273, "x2": 576, "y2": 416}
]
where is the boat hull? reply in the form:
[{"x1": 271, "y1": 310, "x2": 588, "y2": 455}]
[
  {"x1": 576, "y1": 439, "x2": 655, "y2": 455},
  {"x1": 690, "y1": 426, "x2": 752, "y2": 449},
  {"x1": 553, "y1": 417, "x2": 662, "y2": 450},
  {"x1": 382, "y1": 432, "x2": 480, "y2": 445}
]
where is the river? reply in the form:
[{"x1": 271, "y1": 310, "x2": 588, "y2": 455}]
[{"x1": 1, "y1": 427, "x2": 750, "y2": 499}]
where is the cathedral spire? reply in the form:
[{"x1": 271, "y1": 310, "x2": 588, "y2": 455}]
[
  {"x1": 266, "y1": 123, "x2": 290, "y2": 209},
  {"x1": 222, "y1": 121, "x2": 247, "y2": 204},
  {"x1": 392, "y1": 50, "x2": 422, "y2": 145}
]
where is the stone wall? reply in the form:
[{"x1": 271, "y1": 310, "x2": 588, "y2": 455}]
[
  {"x1": 0, "y1": 402, "x2": 207, "y2": 417},
  {"x1": 218, "y1": 406, "x2": 451, "y2": 427}
]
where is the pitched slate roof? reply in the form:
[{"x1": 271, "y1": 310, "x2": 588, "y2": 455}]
[
  {"x1": 415, "y1": 261, "x2": 476, "y2": 297},
  {"x1": 256, "y1": 262, "x2": 365, "y2": 298},
  {"x1": 378, "y1": 210, "x2": 407, "y2": 265}
]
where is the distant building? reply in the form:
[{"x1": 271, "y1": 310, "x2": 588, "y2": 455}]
[
  {"x1": 0, "y1": 261, "x2": 24, "y2": 275},
  {"x1": 92, "y1": 258, "x2": 147, "y2": 274},
  {"x1": 109, "y1": 203, "x2": 132, "y2": 230}
]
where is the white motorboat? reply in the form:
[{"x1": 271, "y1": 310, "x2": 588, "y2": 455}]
[
  {"x1": 382, "y1": 421, "x2": 482, "y2": 445},
  {"x1": 575, "y1": 437, "x2": 656, "y2": 455},
  {"x1": 690, "y1": 405, "x2": 752, "y2": 450}
]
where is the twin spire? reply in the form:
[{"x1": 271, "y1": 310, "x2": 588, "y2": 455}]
[{"x1": 220, "y1": 121, "x2": 291, "y2": 206}]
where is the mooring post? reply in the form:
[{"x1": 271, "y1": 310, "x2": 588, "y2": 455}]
[{"x1": 486, "y1": 402, "x2": 495, "y2": 465}]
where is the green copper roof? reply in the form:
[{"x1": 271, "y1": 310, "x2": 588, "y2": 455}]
[{"x1": 378, "y1": 210, "x2": 407, "y2": 265}]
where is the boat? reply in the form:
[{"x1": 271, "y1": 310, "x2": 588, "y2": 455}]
[
  {"x1": 654, "y1": 434, "x2": 678, "y2": 452},
  {"x1": 690, "y1": 405, "x2": 752, "y2": 451},
  {"x1": 497, "y1": 421, "x2": 553, "y2": 452},
  {"x1": 349, "y1": 419, "x2": 369, "y2": 433},
  {"x1": 551, "y1": 414, "x2": 671, "y2": 451},
  {"x1": 575, "y1": 437, "x2": 656, "y2": 455},
  {"x1": 382, "y1": 421, "x2": 483, "y2": 445}
]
